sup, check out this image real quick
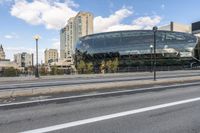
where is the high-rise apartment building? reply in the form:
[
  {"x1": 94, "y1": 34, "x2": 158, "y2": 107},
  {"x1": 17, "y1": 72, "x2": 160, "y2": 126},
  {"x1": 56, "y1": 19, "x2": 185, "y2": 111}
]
[
  {"x1": 60, "y1": 17, "x2": 75, "y2": 59},
  {"x1": 66, "y1": 17, "x2": 75, "y2": 59},
  {"x1": 14, "y1": 52, "x2": 34, "y2": 68},
  {"x1": 60, "y1": 27, "x2": 66, "y2": 59},
  {"x1": 74, "y1": 12, "x2": 94, "y2": 46},
  {"x1": 159, "y1": 21, "x2": 191, "y2": 33},
  {"x1": 44, "y1": 49, "x2": 58, "y2": 64},
  {"x1": 0, "y1": 45, "x2": 5, "y2": 60},
  {"x1": 60, "y1": 11, "x2": 93, "y2": 62}
]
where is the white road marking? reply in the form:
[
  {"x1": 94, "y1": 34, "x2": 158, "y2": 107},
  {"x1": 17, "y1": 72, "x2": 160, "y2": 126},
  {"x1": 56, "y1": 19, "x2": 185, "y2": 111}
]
[{"x1": 21, "y1": 97, "x2": 200, "y2": 133}]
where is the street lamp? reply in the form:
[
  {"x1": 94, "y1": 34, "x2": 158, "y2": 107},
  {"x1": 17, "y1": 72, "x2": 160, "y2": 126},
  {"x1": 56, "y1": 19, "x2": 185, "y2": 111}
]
[
  {"x1": 33, "y1": 34, "x2": 40, "y2": 78},
  {"x1": 150, "y1": 44, "x2": 153, "y2": 73},
  {"x1": 153, "y1": 26, "x2": 158, "y2": 81}
]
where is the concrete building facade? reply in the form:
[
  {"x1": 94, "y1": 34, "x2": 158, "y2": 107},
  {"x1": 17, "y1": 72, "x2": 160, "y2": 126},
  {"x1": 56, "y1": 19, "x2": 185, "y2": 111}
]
[
  {"x1": 14, "y1": 52, "x2": 34, "y2": 68},
  {"x1": 44, "y1": 49, "x2": 58, "y2": 64},
  {"x1": 60, "y1": 11, "x2": 93, "y2": 63},
  {"x1": 192, "y1": 21, "x2": 200, "y2": 37},
  {"x1": 66, "y1": 17, "x2": 75, "y2": 60},
  {"x1": 60, "y1": 27, "x2": 66, "y2": 59},
  {"x1": 74, "y1": 12, "x2": 94, "y2": 46},
  {"x1": 159, "y1": 22, "x2": 191, "y2": 33}
]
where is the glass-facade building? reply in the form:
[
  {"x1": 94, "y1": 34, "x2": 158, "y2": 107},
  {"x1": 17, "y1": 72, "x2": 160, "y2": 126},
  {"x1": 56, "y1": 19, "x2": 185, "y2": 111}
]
[{"x1": 75, "y1": 30, "x2": 200, "y2": 73}]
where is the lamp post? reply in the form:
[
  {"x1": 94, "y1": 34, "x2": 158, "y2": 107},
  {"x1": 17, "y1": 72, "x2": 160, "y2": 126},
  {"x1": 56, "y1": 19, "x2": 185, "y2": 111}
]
[
  {"x1": 150, "y1": 44, "x2": 153, "y2": 73},
  {"x1": 153, "y1": 26, "x2": 158, "y2": 81},
  {"x1": 33, "y1": 35, "x2": 40, "y2": 78}
]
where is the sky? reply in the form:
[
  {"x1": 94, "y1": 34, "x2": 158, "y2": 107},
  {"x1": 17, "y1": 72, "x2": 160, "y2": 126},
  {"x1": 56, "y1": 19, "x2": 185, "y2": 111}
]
[{"x1": 0, "y1": 0, "x2": 199, "y2": 63}]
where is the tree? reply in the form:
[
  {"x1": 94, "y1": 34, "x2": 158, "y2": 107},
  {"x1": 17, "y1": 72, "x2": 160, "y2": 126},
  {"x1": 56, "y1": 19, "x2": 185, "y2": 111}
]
[
  {"x1": 2, "y1": 67, "x2": 18, "y2": 77},
  {"x1": 57, "y1": 69, "x2": 64, "y2": 75},
  {"x1": 27, "y1": 66, "x2": 34, "y2": 75},
  {"x1": 111, "y1": 58, "x2": 119, "y2": 73},
  {"x1": 101, "y1": 58, "x2": 119, "y2": 73},
  {"x1": 100, "y1": 60, "x2": 106, "y2": 73},
  {"x1": 50, "y1": 65, "x2": 58, "y2": 75},
  {"x1": 106, "y1": 60, "x2": 112, "y2": 73},
  {"x1": 77, "y1": 60, "x2": 86, "y2": 74},
  {"x1": 40, "y1": 65, "x2": 48, "y2": 76},
  {"x1": 85, "y1": 62, "x2": 93, "y2": 74}
]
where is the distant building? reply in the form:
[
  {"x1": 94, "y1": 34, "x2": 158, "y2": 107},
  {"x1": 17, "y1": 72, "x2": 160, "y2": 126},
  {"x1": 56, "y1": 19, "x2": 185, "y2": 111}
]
[
  {"x1": 14, "y1": 52, "x2": 34, "y2": 68},
  {"x1": 0, "y1": 60, "x2": 19, "y2": 70},
  {"x1": 192, "y1": 21, "x2": 200, "y2": 37},
  {"x1": 0, "y1": 45, "x2": 19, "y2": 71},
  {"x1": 61, "y1": 17, "x2": 76, "y2": 60},
  {"x1": 60, "y1": 11, "x2": 93, "y2": 63},
  {"x1": 159, "y1": 21, "x2": 191, "y2": 33},
  {"x1": 44, "y1": 49, "x2": 58, "y2": 64},
  {"x1": 60, "y1": 27, "x2": 67, "y2": 59},
  {"x1": 0, "y1": 44, "x2": 6, "y2": 60},
  {"x1": 50, "y1": 58, "x2": 75, "y2": 74}
]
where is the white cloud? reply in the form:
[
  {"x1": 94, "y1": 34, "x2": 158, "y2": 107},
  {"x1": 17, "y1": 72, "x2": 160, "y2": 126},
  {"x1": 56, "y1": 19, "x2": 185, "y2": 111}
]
[
  {"x1": 10, "y1": 1, "x2": 162, "y2": 32},
  {"x1": 10, "y1": 0, "x2": 77, "y2": 30},
  {"x1": 4, "y1": 32, "x2": 18, "y2": 39},
  {"x1": 4, "y1": 35, "x2": 13, "y2": 39},
  {"x1": 133, "y1": 16, "x2": 162, "y2": 29},
  {"x1": 94, "y1": 6, "x2": 161, "y2": 33},
  {"x1": 94, "y1": 7, "x2": 133, "y2": 33},
  {"x1": 64, "y1": 0, "x2": 79, "y2": 8}
]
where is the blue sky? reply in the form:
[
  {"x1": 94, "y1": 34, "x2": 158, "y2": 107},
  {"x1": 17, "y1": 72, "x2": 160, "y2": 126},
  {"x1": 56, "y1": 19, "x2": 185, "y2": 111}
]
[{"x1": 0, "y1": 0, "x2": 199, "y2": 62}]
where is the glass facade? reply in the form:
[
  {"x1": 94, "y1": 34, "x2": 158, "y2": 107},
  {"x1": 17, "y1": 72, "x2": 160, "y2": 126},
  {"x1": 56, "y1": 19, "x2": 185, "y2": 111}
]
[{"x1": 75, "y1": 30, "x2": 200, "y2": 73}]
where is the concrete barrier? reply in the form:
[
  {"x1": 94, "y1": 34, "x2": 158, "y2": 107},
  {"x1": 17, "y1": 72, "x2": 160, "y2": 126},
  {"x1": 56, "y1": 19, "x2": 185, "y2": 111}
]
[
  {"x1": 11, "y1": 89, "x2": 33, "y2": 97},
  {"x1": 0, "y1": 76, "x2": 200, "y2": 99},
  {"x1": 0, "y1": 90, "x2": 13, "y2": 98}
]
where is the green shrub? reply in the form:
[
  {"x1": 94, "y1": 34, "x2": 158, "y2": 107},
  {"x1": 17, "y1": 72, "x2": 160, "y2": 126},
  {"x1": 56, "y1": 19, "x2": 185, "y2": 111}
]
[{"x1": 2, "y1": 67, "x2": 18, "y2": 77}]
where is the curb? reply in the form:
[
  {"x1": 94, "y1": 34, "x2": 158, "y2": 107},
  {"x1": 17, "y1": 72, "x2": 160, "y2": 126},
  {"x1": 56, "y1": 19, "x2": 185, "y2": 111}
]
[
  {"x1": 0, "y1": 76, "x2": 200, "y2": 99},
  {"x1": 1, "y1": 81, "x2": 200, "y2": 109}
]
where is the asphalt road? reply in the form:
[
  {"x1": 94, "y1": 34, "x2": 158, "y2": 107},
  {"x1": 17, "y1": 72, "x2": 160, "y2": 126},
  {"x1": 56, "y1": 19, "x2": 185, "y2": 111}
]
[
  {"x1": 0, "y1": 70, "x2": 200, "y2": 90},
  {"x1": 0, "y1": 83, "x2": 200, "y2": 133}
]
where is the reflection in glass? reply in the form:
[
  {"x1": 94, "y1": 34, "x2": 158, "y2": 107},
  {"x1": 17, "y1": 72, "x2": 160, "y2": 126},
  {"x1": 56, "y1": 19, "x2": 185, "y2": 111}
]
[{"x1": 75, "y1": 30, "x2": 200, "y2": 73}]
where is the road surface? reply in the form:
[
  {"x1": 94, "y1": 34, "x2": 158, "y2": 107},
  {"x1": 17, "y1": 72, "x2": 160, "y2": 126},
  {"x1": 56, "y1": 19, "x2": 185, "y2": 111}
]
[
  {"x1": 0, "y1": 82, "x2": 200, "y2": 133},
  {"x1": 0, "y1": 70, "x2": 200, "y2": 90}
]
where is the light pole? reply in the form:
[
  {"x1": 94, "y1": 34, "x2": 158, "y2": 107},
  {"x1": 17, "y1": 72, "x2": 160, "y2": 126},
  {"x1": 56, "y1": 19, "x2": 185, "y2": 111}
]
[
  {"x1": 153, "y1": 26, "x2": 158, "y2": 81},
  {"x1": 33, "y1": 35, "x2": 40, "y2": 78},
  {"x1": 150, "y1": 44, "x2": 153, "y2": 73}
]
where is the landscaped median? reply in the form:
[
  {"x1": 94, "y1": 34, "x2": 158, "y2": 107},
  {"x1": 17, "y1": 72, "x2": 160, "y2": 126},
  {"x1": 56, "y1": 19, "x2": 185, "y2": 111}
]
[{"x1": 0, "y1": 76, "x2": 200, "y2": 99}]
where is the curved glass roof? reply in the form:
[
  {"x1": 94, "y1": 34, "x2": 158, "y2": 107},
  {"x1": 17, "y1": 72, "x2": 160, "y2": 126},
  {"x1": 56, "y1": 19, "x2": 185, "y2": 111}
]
[{"x1": 76, "y1": 30, "x2": 198, "y2": 57}]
